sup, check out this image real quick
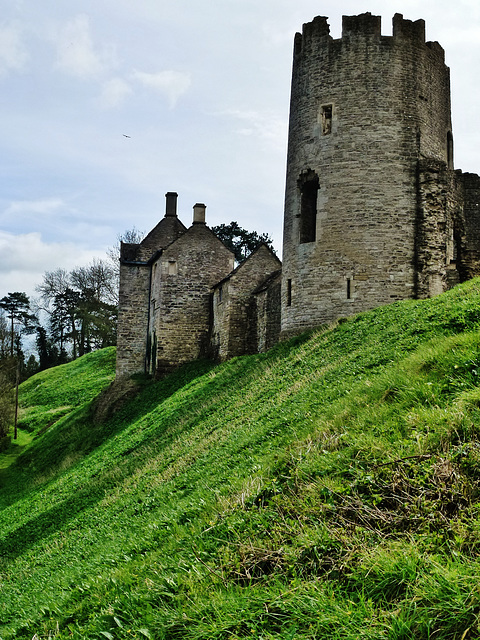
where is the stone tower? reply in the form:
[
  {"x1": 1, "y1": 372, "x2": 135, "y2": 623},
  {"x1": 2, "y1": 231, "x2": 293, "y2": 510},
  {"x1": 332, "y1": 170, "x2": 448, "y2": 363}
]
[{"x1": 281, "y1": 13, "x2": 458, "y2": 336}]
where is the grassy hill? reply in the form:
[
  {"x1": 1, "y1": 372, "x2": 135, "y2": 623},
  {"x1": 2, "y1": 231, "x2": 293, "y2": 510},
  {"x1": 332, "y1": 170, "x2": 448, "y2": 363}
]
[{"x1": 2, "y1": 281, "x2": 480, "y2": 639}]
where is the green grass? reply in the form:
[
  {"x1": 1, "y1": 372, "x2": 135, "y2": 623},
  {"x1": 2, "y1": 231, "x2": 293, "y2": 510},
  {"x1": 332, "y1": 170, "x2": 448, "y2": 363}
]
[{"x1": 3, "y1": 282, "x2": 480, "y2": 638}]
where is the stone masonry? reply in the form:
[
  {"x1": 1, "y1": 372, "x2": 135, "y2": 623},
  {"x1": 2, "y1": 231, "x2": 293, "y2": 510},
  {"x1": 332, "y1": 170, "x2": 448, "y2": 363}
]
[{"x1": 211, "y1": 244, "x2": 281, "y2": 361}]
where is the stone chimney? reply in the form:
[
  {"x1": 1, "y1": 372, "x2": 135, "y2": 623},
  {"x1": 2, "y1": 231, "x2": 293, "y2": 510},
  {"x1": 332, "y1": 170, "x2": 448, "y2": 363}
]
[
  {"x1": 165, "y1": 192, "x2": 178, "y2": 217},
  {"x1": 193, "y1": 203, "x2": 206, "y2": 224}
]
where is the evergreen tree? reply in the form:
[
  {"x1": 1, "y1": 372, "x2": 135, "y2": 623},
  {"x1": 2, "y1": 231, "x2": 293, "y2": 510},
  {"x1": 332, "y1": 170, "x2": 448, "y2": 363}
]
[{"x1": 211, "y1": 221, "x2": 275, "y2": 263}]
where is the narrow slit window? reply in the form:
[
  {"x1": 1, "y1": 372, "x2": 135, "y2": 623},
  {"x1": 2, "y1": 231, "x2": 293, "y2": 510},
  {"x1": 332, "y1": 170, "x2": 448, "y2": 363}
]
[
  {"x1": 298, "y1": 170, "x2": 319, "y2": 244},
  {"x1": 346, "y1": 278, "x2": 351, "y2": 300},
  {"x1": 321, "y1": 104, "x2": 333, "y2": 135},
  {"x1": 447, "y1": 131, "x2": 454, "y2": 170},
  {"x1": 287, "y1": 279, "x2": 292, "y2": 307}
]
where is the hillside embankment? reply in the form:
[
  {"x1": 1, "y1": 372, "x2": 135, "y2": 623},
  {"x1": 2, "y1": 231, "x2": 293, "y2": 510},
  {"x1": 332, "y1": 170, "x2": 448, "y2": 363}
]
[{"x1": 2, "y1": 281, "x2": 480, "y2": 638}]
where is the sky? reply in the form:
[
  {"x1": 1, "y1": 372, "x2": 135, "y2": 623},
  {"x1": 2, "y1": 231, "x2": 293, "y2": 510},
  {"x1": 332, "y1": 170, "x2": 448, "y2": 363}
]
[{"x1": 1, "y1": 0, "x2": 479, "y2": 299}]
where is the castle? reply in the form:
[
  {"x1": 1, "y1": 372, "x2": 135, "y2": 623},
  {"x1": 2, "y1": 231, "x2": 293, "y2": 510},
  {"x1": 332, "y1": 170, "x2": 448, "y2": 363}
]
[{"x1": 116, "y1": 12, "x2": 480, "y2": 380}]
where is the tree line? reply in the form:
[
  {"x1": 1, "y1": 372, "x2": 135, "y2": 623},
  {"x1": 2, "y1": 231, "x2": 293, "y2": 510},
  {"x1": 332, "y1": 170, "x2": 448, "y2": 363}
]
[{"x1": 0, "y1": 257, "x2": 119, "y2": 442}]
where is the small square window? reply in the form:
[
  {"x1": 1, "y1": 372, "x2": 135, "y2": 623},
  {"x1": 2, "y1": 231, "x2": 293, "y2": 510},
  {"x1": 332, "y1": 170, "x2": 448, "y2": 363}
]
[{"x1": 320, "y1": 104, "x2": 333, "y2": 135}]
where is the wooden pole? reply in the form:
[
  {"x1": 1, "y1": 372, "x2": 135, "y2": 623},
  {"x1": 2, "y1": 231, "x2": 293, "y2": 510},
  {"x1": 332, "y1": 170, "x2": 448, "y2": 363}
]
[{"x1": 13, "y1": 360, "x2": 19, "y2": 440}]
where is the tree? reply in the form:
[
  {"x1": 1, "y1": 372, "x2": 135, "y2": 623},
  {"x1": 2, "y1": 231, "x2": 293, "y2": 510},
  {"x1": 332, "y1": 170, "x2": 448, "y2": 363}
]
[
  {"x1": 50, "y1": 288, "x2": 80, "y2": 359},
  {"x1": 107, "y1": 227, "x2": 146, "y2": 286},
  {"x1": 37, "y1": 260, "x2": 118, "y2": 361},
  {"x1": 211, "y1": 221, "x2": 276, "y2": 263},
  {"x1": 0, "y1": 292, "x2": 37, "y2": 357},
  {"x1": 36, "y1": 326, "x2": 60, "y2": 371}
]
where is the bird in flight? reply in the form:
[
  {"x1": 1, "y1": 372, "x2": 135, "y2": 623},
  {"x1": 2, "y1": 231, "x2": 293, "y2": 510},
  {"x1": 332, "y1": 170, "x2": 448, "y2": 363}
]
[{"x1": 123, "y1": 134, "x2": 131, "y2": 138}]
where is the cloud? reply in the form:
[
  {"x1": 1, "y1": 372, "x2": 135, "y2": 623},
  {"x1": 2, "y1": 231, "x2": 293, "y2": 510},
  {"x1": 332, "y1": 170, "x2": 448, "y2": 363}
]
[
  {"x1": 0, "y1": 22, "x2": 29, "y2": 76},
  {"x1": 98, "y1": 77, "x2": 132, "y2": 109},
  {"x1": 132, "y1": 69, "x2": 191, "y2": 107},
  {"x1": 4, "y1": 197, "x2": 66, "y2": 217},
  {"x1": 0, "y1": 231, "x2": 101, "y2": 298},
  {"x1": 220, "y1": 109, "x2": 288, "y2": 152},
  {"x1": 55, "y1": 14, "x2": 115, "y2": 79}
]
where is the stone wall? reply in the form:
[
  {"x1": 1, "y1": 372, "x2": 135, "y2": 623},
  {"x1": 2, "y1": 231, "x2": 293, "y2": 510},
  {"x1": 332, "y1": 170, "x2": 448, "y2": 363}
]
[
  {"x1": 459, "y1": 173, "x2": 480, "y2": 280},
  {"x1": 211, "y1": 244, "x2": 281, "y2": 360},
  {"x1": 149, "y1": 219, "x2": 234, "y2": 376},
  {"x1": 116, "y1": 262, "x2": 150, "y2": 378},
  {"x1": 415, "y1": 160, "x2": 463, "y2": 297},
  {"x1": 116, "y1": 193, "x2": 187, "y2": 378},
  {"x1": 253, "y1": 271, "x2": 282, "y2": 353}
]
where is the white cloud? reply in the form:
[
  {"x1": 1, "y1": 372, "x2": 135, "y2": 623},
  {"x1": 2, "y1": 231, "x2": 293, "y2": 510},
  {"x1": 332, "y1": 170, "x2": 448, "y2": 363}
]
[
  {"x1": 4, "y1": 197, "x2": 66, "y2": 216},
  {"x1": 97, "y1": 77, "x2": 132, "y2": 109},
  {"x1": 0, "y1": 231, "x2": 101, "y2": 298},
  {"x1": 132, "y1": 69, "x2": 191, "y2": 107},
  {"x1": 0, "y1": 22, "x2": 29, "y2": 76},
  {"x1": 55, "y1": 14, "x2": 115, "y2": 79},
  {"x1": 221, "y1": 108, "x2": 288, "y2": 152}
]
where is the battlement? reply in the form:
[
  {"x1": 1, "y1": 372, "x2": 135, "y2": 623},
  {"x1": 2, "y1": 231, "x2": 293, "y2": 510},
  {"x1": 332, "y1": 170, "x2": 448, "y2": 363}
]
[{"x1": 294, "y1": 13, "x2": 444, "y2": 58}]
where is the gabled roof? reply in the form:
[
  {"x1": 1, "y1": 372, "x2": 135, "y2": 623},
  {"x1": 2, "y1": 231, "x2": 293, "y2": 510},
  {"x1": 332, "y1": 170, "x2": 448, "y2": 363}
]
[
  {"x1": 212, "y1": 242, "x2": 281, "y2": 289},
  {"x1": 140, "y1": 215, "x2": 187, "y2": 253}
]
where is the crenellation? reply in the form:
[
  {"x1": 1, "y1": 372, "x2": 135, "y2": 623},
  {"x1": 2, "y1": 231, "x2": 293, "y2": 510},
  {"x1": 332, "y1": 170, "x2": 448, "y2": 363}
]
[
  {"x1": 342, "y1": 13, "x2": 382, "y2": 39},
  {"x1": 392, "y1": 13, "x2": 425, "y2": 42}
]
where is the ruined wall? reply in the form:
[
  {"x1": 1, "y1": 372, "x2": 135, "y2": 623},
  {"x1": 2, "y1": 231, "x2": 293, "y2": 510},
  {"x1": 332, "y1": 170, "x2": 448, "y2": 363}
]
[
  {"x1": 211, "y1": 245, "x2": 281, "y2": 361},
  {"x1": 150, "y1": 218, "x2": 234, "y2": 376},
  {"x1": 281, "y1": 13, "x2": 453, "y2": 337},
  {"x1": 415, "y1": 160, "x2": 463, "y2": 296}
]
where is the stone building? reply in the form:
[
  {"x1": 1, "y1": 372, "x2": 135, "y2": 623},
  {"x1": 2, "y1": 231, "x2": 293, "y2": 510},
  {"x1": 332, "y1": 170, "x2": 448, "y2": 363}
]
[
  {"x1": 211, "y1": 244, "x2": 281, "y2": 361},
  {"x1": 116, "y1": 194, "x2": 281, "y2": 378},
  {"x1": 281, "y1": 12, "x2": 480, "y2": 337},
  {"x1": 117, "y1": 12, "x2": 480, "y2": 379}
]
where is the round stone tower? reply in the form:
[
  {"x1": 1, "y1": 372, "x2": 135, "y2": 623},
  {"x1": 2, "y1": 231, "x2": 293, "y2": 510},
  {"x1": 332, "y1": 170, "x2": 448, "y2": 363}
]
[{"x1": 281, "y1": 13, "x2": 455, "y2": 337}]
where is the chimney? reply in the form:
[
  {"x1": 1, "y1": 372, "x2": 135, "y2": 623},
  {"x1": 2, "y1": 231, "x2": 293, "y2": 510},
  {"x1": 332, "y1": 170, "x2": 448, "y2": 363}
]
[
  {"x1": 193, "y1": 203, "x2": 206, "y2": 224},
  {"x1": 165, "y1": 192, "x2": 178, "y2": 217}
]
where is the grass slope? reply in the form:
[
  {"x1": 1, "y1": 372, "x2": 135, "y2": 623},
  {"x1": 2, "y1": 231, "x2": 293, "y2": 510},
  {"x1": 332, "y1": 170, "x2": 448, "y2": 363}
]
[{"x1": 2, "y1": 284, "x2": 480, "y2": 638}]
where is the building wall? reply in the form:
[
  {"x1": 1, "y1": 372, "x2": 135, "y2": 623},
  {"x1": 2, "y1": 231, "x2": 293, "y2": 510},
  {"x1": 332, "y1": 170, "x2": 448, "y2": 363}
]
[
  {"x1": 149, "y1": 222, "x2": 234, "y2": 376},
  {"x1": 116, "y1": 194, "x2": 187, "y2": 379},
  {"x1": 254, "y1": 271, "x2": 282, "y2": 353},
  {"x1": 281, "y1": 13, "x2": 454, "y2": 337},
  {"x1": 459, "y1": 173, "x2": 480, "y2": 280},
  {"x1": 211, "y1": 245, "x2": 281, "y2": 360},
  {"x1": 116, "y1": 262, "x2": 151, "y2": 378}
]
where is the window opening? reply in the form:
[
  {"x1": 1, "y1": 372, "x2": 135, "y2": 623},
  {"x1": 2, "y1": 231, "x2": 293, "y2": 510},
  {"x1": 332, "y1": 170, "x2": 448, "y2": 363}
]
[
  {"x1": 447, "y1": 131, "x2": 454, "y2": 170},
  {"x1": 320, "y1": 104, "x2": 333, "y2": 135},
  {"x1": 218, "y1": 285, "x2": 223, "y2": 302},
  {"x1": 298, "y1": 170, "x2": 319, "y2": 244},
  {"x1": 287, "y1": 279, "x2": 292, "y2": 307},
  {"x1": 168, "y1": 260, "x2": 177, "y2": 275},
  {"x1": 346, "y1": 278, "x2": 351, "y2": 300}
]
